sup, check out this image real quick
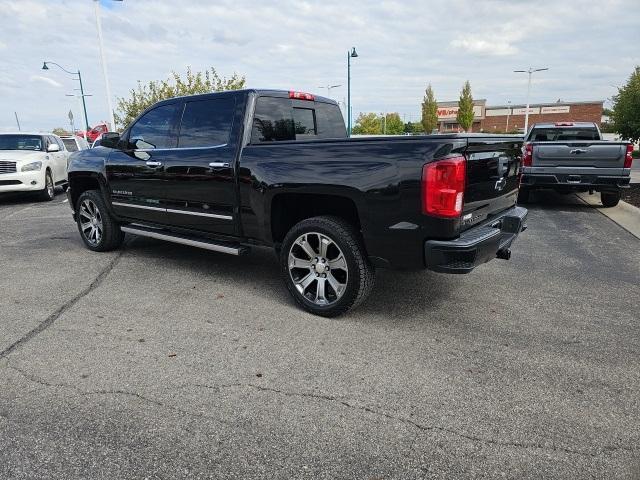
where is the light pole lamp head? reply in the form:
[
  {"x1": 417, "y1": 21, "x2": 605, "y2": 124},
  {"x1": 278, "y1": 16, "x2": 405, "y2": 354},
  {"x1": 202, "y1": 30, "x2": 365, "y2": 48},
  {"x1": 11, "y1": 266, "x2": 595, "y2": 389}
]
[
  {"x1": 42, "y1": 62, "x2": 49, "y2": 70},
  {"x1": 350, "y1": 47, "x2": 358, "y2": 58}
]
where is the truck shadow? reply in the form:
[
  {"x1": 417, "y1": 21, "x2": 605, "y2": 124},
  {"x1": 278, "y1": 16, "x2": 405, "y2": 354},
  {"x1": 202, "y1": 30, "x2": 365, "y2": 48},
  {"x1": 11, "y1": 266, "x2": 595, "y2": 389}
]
[
  {"x1": 519, "y1": 189, "x2": 599, "y2": 212},
  {"x1": 123, "y1": 236, "x2": 454, "y2": 319}
]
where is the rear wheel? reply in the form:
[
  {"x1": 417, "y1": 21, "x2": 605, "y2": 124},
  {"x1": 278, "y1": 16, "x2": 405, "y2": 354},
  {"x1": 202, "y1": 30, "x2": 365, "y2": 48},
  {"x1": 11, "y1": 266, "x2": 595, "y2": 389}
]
[
  {"x1": 517, "y1": 186, "x2": 530, "y2": 204},
  {"x1": 601, "y1": 191, "x2": 621, "y2": 208},
  {"x1": 280, "y1": 216, "x2": 374, "y2": 317},
  {"x1": 37, "y1": 170, "x2": 55, "y2": 201},
  {"x1": 76, "y1": 190, "x2": 124, "y2": 251}
]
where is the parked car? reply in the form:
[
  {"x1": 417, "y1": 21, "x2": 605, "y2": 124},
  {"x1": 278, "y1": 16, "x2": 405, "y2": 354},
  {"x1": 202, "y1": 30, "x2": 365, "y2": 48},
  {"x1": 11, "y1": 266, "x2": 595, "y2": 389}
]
[
  {"x1": 89, "y1": 135, "x2": 103, "y2": 148},
  {"x1": 519, "y1": 122, "x2": 633, "y2": 206},
  {"x1": 85, "y1": 123, "x2": 109, "y2": 143},
  {"x1": 66, "y1": 89, "x2": 528, "y2": 316},
  {"x1": 61, "y1": 135, "x2": 89, "y2": 153},
  {"x1": 0, "y1": 132, "x2": 69, "y2": 200}
]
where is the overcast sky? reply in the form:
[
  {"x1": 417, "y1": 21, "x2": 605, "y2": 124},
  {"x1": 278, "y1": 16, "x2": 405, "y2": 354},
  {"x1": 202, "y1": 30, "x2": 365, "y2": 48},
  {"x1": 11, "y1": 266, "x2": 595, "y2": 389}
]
[{"x1": 0, "y1": 0, "x2": 638, "y2": 131}]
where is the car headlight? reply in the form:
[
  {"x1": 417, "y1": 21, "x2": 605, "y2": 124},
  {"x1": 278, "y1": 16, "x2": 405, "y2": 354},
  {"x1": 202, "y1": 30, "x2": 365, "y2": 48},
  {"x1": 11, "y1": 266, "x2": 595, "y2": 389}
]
[{"x1": 21, "y1": 161, "x2": 42, "y2": 172}]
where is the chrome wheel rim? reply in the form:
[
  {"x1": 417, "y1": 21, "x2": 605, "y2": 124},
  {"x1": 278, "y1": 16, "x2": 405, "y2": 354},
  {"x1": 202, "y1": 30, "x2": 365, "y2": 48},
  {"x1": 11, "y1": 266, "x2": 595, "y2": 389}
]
[
  {"x1": 79, "y1": 199, "x2": 103, "y2": 246},
  {"x1": 46, "y1": 175, "x2": 54, "y2": 198},
  {"x1": 288, "y1": 232, "x2": 348, "y2": 306}
]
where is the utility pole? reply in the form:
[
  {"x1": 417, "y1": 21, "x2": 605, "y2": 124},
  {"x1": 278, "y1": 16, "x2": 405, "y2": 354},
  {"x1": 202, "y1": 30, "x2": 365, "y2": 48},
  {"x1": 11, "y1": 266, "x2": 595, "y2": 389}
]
[
  {"x1": 505, "y1": 100, "x2": 511, "y2": 132},
  {"x1": 14, "y1": 112, "x2": 21, "y2": 131}
]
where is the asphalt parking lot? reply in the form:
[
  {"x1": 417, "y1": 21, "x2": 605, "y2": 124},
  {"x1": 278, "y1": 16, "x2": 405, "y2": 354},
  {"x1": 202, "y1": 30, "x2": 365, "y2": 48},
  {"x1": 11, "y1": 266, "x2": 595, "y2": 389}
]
[{"x1": 1, "y1": 190, "x2": 639, "y2": 479}]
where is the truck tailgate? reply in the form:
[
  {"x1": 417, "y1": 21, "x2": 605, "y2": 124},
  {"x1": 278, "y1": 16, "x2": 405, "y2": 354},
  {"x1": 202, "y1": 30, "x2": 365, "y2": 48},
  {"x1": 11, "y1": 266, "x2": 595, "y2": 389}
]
[
  {"x1": 532, "y1": 142, "x2": 626, "y2": 168},
  {"x1": 461, "y1": 138, "x2": 522, "y2": 231}
]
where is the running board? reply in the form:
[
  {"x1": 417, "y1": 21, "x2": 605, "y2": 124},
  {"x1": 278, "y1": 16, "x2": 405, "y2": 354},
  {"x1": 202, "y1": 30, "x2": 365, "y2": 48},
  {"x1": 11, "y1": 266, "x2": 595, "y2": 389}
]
[{"x1": 121, "y1": 225, "x2": 249, "y2": 256}]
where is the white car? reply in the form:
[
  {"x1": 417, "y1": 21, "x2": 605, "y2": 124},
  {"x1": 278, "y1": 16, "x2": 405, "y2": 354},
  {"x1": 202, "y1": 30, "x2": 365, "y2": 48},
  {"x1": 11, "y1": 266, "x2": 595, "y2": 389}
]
[
  {"x1": 0, "y1": 132, "x2": 70, "y2": 201},
  {"x1": 60, "y1": 135, "x2": 89, "y2": 153}
]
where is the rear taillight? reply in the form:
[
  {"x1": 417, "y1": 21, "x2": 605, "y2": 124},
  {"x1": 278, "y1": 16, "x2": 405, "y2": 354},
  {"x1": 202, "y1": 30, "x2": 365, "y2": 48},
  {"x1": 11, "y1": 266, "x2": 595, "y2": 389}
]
[
  {"x1": 624, "y1": 144, "x2": 634, "y2": 168},
  {"x1": 422, "y1": 156, "x2": 466, "y2": 218},
  {"x1": 522, "y1": 142, "x2": 533, "y2": 167},
  {"x1": 289, "y1": 91, "x2": 315, "y2": 101}
]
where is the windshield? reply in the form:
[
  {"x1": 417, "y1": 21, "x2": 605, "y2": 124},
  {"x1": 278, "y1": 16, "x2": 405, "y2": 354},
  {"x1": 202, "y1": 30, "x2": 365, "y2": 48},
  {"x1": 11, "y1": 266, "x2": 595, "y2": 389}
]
[
  {"x1": 0, "y1": 135, "x2": 43, "y2": 151},
  {"x1": 529, "y1": 128, "x2": 599, "y2": 142}
]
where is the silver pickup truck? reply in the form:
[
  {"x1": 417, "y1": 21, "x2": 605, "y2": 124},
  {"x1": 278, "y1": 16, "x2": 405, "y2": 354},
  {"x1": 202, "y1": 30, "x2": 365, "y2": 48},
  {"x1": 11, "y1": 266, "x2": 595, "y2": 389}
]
[{"x1": 519, "y1": 122, "x2": 633, "y2": 207}]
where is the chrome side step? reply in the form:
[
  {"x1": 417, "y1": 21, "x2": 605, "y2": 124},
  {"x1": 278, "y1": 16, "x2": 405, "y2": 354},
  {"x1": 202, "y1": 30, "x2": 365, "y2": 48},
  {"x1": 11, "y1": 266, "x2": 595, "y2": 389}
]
[{"x1": 121, "y1": 225, "x2": 248, "y2": 256}]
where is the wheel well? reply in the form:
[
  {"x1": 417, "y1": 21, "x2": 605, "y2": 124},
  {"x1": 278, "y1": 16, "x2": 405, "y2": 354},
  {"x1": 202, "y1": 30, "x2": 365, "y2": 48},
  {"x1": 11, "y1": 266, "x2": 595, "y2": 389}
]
[
  {"x1": 69, "y1": 175, "x2": 101, "y2": 208},
  {"x1": 271, "y1": 193, "x2": 361, "y2": 244}
]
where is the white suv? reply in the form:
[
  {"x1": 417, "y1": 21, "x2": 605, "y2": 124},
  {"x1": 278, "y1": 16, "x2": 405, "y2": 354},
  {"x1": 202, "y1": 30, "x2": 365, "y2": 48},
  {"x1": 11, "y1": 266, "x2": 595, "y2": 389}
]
[{"x1": 0, "y1": 133, "x2": 70, "y2": 201}]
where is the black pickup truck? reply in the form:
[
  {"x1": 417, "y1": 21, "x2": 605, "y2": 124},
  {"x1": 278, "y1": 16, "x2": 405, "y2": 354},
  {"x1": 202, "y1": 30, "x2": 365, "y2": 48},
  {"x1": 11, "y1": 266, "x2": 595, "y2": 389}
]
[{"x1": 67, "y1": 89, "x2": 527, "y2": 316}]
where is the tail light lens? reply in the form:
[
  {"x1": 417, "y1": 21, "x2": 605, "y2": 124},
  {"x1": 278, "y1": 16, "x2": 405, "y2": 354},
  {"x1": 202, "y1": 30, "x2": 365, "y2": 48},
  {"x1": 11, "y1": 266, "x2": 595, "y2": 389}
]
[
  {"x1": 624, "y1": 144, "x2": 634, "y2": 168},
  {"x1": 422, "y1": 156, "x2": 466, "y2": 218},
  {"x1": 522, "y1": 142, "x2": 533, "y2": 167}
]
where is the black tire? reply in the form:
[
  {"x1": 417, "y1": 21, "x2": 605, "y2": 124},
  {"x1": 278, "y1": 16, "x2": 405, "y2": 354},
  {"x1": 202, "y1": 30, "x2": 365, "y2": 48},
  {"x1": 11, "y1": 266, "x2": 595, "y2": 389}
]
[
  {"x1": 601, "y1": 191, "x2": 621, "y2": 208},
  {"x1": 517, "y1": 186, "x2": 530, "y2": 204},
  {"x1": 76, "y1": 190, "x2": 124, "y2": 252},
  {"x1": 280, "y1": 216, "x2": 374, "y2": 317},
  {"x1": 37, "y1": 170, "x2": 55, "y2": 201}
]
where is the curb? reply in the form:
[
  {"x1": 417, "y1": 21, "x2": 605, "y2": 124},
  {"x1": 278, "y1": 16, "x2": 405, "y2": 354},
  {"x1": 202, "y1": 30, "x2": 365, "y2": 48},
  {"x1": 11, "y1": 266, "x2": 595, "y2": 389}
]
[{"x1": 576, "y1": 192, "x2": 640, "y2": 240}]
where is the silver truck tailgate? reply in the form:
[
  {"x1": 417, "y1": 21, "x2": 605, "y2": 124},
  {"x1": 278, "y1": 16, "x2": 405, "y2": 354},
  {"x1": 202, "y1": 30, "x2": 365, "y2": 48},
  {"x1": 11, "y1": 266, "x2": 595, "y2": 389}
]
[{"x1": 533, "y1": 142, "x2": 626, "y2": 168}]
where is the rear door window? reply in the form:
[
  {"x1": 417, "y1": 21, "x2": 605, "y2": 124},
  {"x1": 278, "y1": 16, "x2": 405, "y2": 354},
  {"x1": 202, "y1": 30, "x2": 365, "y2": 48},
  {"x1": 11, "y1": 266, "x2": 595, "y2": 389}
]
[
  {"x1": 178, "y1": 97, "x2": 236, "y2": 148},
  {"x1": 128, "y1": 103, "x2": 179, "y2": 149}
]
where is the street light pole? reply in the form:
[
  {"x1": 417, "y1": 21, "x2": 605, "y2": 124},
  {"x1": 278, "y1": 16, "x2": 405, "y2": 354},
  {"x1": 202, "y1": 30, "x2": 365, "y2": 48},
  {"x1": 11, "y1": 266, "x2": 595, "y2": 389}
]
[
  {"x1": 94, "y1": 0, "x2": 120, "y2": 131},
  {"x1": 42, "y1": 61, "x2": 90, "y2": 131},
  {"x1": 318, "y1": 84, "x2": 342, "y2": 98},
  {"x1": 505, "y1": 100, "x2": 511, "y2": 132},
  {"x1": 514, "y1": 67, "x2": 548, "y2": 134},
  {"x1": 347, "y1": 47, "x2": 358, "y2": 137}
]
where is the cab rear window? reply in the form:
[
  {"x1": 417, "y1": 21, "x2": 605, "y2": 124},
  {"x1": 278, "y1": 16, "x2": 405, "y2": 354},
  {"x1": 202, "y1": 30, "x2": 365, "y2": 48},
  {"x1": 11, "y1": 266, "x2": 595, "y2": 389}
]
[
  {"x1": 530, "y1": 128, "x2": 599, "y2": 141},
  {"x1": 251, "y1": 97, "x2": 346, "y2": 143}
]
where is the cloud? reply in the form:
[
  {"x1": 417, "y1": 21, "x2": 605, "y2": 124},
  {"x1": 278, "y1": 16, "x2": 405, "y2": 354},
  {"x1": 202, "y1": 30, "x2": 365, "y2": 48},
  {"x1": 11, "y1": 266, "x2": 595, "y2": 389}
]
[
  {"x1": 450, "y1": 38, "x2": 518, "y2": 56},
  {"x1": 29, "y1": 75, "x2": 62, "y2": 88},
  {"x1": 0, "y1": 0, "x2": 638, "y2": 130}
]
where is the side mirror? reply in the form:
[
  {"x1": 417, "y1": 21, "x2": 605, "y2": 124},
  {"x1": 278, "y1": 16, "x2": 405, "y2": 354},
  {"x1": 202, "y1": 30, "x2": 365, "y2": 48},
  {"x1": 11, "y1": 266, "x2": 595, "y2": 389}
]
[
  {"x1": 47, "y1": 143, "x2": 60, "y2": 152},
  {"x1": 100, "y1": 132, "x2": 121, "y2": 149}
]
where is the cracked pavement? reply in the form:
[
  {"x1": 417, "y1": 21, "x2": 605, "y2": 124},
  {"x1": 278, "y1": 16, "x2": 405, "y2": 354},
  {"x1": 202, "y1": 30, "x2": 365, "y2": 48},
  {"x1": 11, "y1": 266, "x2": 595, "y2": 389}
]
[{"x1": 1, "y1": 190, "x2": 639, "y2": 479}]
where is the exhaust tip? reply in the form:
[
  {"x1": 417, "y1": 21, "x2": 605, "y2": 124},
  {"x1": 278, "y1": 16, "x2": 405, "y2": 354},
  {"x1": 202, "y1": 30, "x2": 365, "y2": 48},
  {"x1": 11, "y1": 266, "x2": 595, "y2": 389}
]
[{"x1": 496, "y1": 248, "x2": 511, "y2": 260}]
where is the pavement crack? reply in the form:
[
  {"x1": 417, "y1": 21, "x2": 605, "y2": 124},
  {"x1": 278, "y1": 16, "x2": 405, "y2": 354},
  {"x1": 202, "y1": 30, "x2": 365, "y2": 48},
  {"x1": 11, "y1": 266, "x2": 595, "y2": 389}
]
[
  {"x1": 0, "y1": 250, "x2": 125, "y2": 360},
  {"x1": 192, "y1": 382, "x2": 635, "y2": 459}
]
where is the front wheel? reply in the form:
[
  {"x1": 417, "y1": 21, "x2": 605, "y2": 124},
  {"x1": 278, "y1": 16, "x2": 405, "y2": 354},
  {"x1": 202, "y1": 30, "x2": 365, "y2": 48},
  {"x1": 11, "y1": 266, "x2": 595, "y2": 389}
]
[
  {"x1": 601, "y1": 191, "x2": 621, "y2": 208},
  {"x1": 280, "y1": 216, "x2": 374, "y2": 317},
  {"x1": 37, "y1": 170, "x2": 55, "y2": 201},
  {"x1": 76, "y1": 190, "x2": 124, "y2": 252}
]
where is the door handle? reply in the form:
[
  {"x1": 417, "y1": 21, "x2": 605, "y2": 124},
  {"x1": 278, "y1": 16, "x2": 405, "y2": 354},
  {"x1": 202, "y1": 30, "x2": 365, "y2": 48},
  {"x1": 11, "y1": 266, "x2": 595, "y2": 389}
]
[
  {"x1": 569, "y1": 149, "x2": 587, "y2": 154},
  {"x1": 209, "y1": 162, "x2": 230, "y2": 168},
  {"x1": 146, "y1": 161, "x2": 162, "y2": 167}
]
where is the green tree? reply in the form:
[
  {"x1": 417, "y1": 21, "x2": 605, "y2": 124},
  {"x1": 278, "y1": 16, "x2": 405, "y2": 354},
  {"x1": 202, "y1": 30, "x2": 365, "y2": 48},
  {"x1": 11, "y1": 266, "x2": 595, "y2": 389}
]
[
  {"x1": 457, "y1": 80, "x2": 475, "y2": 132},
  {"x1": 384, "y1": 113, "x2": 404, "y2": 135},
  {"x1": 115, "y1": 66, "x2": 246, "y2": 130},
  {"x1": 352, "y1": 112, "x2": 382, "y2": 135},
  {"x1": 421, "y1": 84, "x2": 438, "y2": 133},
  {"x1": 612, "y1": 66, "x2": 640, "y2": 143},
  {"x1": 52, "y1": 127, "x2": 69, "y2": 136}
]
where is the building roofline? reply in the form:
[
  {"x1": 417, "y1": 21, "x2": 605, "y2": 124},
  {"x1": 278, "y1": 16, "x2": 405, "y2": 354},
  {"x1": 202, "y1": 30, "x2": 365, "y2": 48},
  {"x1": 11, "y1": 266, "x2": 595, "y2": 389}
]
[{"x1": 487, "y1": 100, "x2": 604, "y2": 109}]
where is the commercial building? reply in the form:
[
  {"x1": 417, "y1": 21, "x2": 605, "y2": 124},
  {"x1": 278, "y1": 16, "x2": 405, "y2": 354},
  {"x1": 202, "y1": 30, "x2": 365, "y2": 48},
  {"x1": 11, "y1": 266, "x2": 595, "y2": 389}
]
[{"x1": 436, "y1": 99, "x2": 604, "y2": 133}]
